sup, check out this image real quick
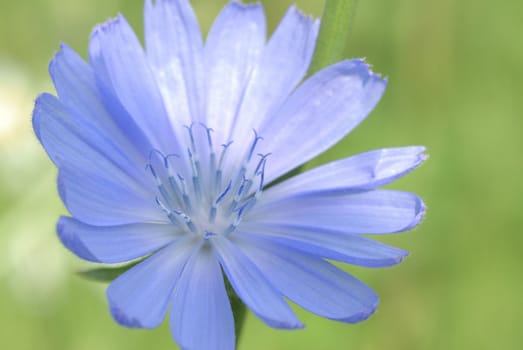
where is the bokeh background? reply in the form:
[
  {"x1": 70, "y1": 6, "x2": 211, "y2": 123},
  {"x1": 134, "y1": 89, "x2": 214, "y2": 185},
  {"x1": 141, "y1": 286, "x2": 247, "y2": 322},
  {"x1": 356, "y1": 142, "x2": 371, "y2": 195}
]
[{"x1": 1, "y1": 0, "x2": 521, "y2": 349}]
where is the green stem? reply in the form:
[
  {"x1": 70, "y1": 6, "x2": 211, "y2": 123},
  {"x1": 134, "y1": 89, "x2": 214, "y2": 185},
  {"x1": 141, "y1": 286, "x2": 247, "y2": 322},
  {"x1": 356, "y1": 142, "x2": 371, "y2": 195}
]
[
  {"x1": 225, "y1": 275, "x2": 247, "y2": 348},
  {"x1": 307, "y1": 0, "x2": 359, "y2": 77}
]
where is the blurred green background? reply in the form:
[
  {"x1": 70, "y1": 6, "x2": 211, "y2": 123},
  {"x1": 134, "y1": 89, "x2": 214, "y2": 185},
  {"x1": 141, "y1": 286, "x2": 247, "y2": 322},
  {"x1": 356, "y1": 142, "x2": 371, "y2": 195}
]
[{"x1": 1, "y1": 0, "x2": 522, "y2": 349}]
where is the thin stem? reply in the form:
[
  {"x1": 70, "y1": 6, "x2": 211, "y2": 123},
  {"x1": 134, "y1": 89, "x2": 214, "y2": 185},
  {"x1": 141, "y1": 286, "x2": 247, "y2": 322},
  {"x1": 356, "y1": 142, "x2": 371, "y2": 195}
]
[
  {"x1": 225, "y1": 274, "x2": 247, "y2": 348},
  {"x1": 307, "y1": 0, "x2": 359, "y2": 77}
]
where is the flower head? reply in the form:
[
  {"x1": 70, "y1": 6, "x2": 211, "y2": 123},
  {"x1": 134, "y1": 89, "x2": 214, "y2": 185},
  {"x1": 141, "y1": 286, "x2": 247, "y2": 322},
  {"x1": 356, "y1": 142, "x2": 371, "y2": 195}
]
[{"x1": 33, "y1": 0, "x2": 426, "y2": 349}]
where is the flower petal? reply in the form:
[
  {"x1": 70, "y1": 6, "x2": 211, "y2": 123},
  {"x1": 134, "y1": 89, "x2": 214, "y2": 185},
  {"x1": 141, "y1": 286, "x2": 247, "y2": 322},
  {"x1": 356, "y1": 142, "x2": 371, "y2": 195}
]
[
  {"x1": 33, "y1": 94, "x2": 163, "y2": 225},
  {"x1": 236, "y1": 223, "x2": 408, "y2": 267},
  {"x1": 88, "y1": 14, "x2": 183, "y2": 155},
  {"x1": 265, "y1": 147, "x2": 427, "y2": 199},
  {"x1": 258, "y1": 59, "x2": 387, "y2": 183},
  {"x1": 107, "y1": 238, "x2": 196, "y2": 329},
  {"x1": 248, "y1": 190, "x2": 425, "y2": 234},
  {"x1": 48, "y1": 43, "x2": 151, "y2": 161},
  {"x1": 145, "y1": 0, "x2": 205, "y2": 126},
  {"x1": 57, "y1": 166, "x2": 164, "y2": 225},
  {"x1": 227, "y1": 5, "x2": 319, "y2": 153},
  {"x1": 170, "y1": 244, "x2": 235, "y2": 350},
  {"x1": 57, "y1": 216, "x2": 178, "y2": 263},
  {"x1": 232, "y1": 235, "x2": 378, "y2": 323},
  {"x1": 204, "y1": 1, "x2": 266, "y2": 145},
  {"x1": 33, "y1": 92, "x2": 148, "y2": 185},
  {"x1": 213, "y1": 236, "x2": 303, "y2": 329}
]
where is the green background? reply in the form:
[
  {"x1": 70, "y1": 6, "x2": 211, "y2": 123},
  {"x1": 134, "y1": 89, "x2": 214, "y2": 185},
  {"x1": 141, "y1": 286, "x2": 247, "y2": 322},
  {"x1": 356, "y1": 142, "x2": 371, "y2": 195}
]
[{"x1": 1, "y1": 0, "x2": 521, "y2": 349}]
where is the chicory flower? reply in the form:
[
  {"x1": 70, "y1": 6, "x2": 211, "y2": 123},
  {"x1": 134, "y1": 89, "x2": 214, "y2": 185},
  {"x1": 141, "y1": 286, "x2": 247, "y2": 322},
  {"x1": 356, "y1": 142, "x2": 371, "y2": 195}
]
[{"x1": 33, "y1": 0, "x2": 426, "y2": 349}]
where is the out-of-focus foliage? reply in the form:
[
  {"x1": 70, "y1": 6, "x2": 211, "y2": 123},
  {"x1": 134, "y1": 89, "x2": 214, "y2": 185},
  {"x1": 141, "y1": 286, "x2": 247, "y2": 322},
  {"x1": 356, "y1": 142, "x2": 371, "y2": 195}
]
[{"x1": 1, "y1": 0, "x2": 521, "y2": 349}]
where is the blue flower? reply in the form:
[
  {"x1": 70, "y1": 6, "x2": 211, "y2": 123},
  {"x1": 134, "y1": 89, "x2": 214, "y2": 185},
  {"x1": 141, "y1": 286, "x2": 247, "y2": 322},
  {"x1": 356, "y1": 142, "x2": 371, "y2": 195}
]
[{"x1": 33, "y1": 0, "x2": 426, "y2": 349}]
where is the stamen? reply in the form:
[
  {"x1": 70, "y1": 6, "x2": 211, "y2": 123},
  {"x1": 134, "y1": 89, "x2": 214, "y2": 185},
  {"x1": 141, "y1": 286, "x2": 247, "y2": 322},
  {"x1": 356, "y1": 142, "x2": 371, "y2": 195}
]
[
  {"x1": 237, "y1": 197, "x2": 256, "y2": 218},
  {"x1": 223, "y1": 199, "x2": 251, "y2": 236},
  {"x1": 177, "y1": 174, "x2": 192, "y2": 213},
  {"x1": 215, "y1": 180, "x2": 232, "y2": 205},
  {"x1": 164, "y1": 154, "x2": 184, "y2": 205},
  {"x1": 231, "y1": 166, "x2": 247, "y2": 195},
  {"x1": 228, "y1": 176, "x2": 250, "y2": 214},
  {"x1": 231, "y1": 131, "x2": 264, "y2": 194},
  {"x1": 172, "y1": 209, "x2": 198, "y2": 233},
  {"x1": 201, "y1": 124, "x2": 217, "y2": 195},
  {"x1": 145, "y1": 163, "x2": 159, "y2": 183},
  {"x1": 255, "y1": 158, "x2": 267, "y2": 200},
  {"x1": 148, "y1": 149, "x2": 167, "y2": 164},
  {"x1": 209, "y1": 206, "x2": 217, "y2": 223},
  {"x1": 246, "y1": 129, "x2": 263, "y2": 162},
  {"x1": 147, "y1": 128, "x2": 269, "y2": 240},
  {"x1": 188, "y1": 148, "x2": 202, "y2": 200},
  {"x1": 200, "y1": 124, "x2": 214, "y2": 148},
  {"x1": 146, "y1": 163, "x2": 175, "y2": 209},
  {"x1": 215, "y1": 141, "x2": 233, "y2": 192},
  {"x1": 183, "y1": 124, "x2": 197, "y2": 152},
  {"x1": 203, "y1": 231, "x2": 216, "y2": 240},
  {"x1": 155, "y1": 196, "x2": 182, "y2": 226},
  {"x1": 255, "y1": 153, "x2": 271, "y2": 175}
]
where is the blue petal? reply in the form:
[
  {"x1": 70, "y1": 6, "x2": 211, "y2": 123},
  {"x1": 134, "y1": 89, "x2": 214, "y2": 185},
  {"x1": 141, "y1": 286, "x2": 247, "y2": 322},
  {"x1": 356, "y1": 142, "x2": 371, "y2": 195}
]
[
  {"x1": 170, "y1": 244, "x2": 235, "y2": 350},
  {"x1": 144, "y1": 0, "x2": 205, "y2": 126},
  {"x1": 57, "y1": 216, "x2": 178, "y2": 263},
  {"x1": 33, "y1": 94, "x2": 163, "y2": 225},
  {"x1": 248, "y1": 190, "x2": 425, "y2": 234},
  {"x1": 235, "y1": 223, "x2": 408, "y2": 267},
  {"x1": 107, "y1": 238, "x2": 196, "y2": 329},
  {"x1": 88, "y1": 15, "x2": 184, "y2": 156},
  {"x1": 232, "y1": 235, "x2": 379, "y2": 323},
  {"x1": 257, "y1": 59, "x2": 387, "y2": 183},
  {"x1": 48, "y1": 43, "x2": 152, "y2": 161},
  {"x1": 57, "y1": 166, "x2": 164, "y2": 225},
  {"x1": 265, "y1": 147, "x2": 427, "y2": 199},
  {"x1": 213, "y1": 236, "x2": 303, "y2": 329},
  {"x1": 203, "y1": 1, "x2": 266, "y2": 146},
  {"x1": 33, "y1": 91, "x2": 147, "y2": 185},
  {"x1": 226, "y1": 5, "x2": 320, "y2": 156}
]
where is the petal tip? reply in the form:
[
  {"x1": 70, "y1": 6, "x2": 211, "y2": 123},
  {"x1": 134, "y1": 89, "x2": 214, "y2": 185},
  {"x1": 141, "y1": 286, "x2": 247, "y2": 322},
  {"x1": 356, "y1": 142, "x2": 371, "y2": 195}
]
[
  {"x1": 406, "y1": 197, "x2": 427, "y2": 232},
  {"x1": 394, "y1": 249, "x2": 410, "y2": 264},
  {"x1": 263, "y1": 317, "x2": 304, "y2": 330},
  {"x1": 91, "y1": 13, "x2": 126, "y2": 38},
  {"x1": 230, "y1": 0, "x2": 263, "y2": 11},
  {"x1": 419, "y1": 151, "x2": 429, "y2": 164},
  {"x1": 287, "y1": 3, "x2": 317, "y2": 23},
  {"x1": 56, "y1": 217, "x2": 99, "y2": 262},
  {"x1": 339, "y1": 297, "x2": 379, "y2": 323},
  {"x1": 32, "y1": 94, "x2": 49, "y2": 141},
  {"x1": 108, "y1": 301, "x2": 144, "y2": 328}
]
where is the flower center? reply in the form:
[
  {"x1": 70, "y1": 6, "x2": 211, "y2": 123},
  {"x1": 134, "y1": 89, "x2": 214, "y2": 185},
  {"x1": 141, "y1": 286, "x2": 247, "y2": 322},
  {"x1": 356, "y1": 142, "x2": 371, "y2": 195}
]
[{"x1": 146, "y1": 124, "x2": 268, "y2": 239}]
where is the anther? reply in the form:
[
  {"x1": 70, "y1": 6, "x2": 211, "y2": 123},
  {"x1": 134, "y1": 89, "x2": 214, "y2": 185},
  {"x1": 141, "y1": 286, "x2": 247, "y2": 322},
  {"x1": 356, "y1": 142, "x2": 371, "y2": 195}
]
[
  {"x1": 215, "y1": 141, "x2": 233, "y2": 191},
  {"x1": 177, "y1": 174, "x2": 192, "y2": 213},
  {"x1": 147, "y1": 164, "x2": 176, "y2": 209},
  {"x1": 148, "y1": 149, "x2": 166, "y2": 164},
  {"x1": 163, "y1": 154, "x2": 184, "y2": 204},
  {"x1": 183, "y1": 124, "x2": 197, "y2": 152},
  {"x1": 172, "y1": 209, "x2": 197, "y2": 233},
  {"x1": 203, "y1": 231, "x2": 216, "y2": 240},
  {"x1": 255, "y1": 153, "x2": 271, "y2": 175},
  {"x1": 199, "y1": 124, "x2": 218, "y2": 194},
  {"x1": 255, "y1": 159, "x2": 267, "y2": 200},
  {"x1": 188, "y1": 148, "x2": 202, "y2": 200},
  {"x1": 215, "y1": 180, "x2": 232, "y2": 205},
  {"x1": 200, "y1": 123, "x2": 214, "y2": 148},
  {"x1": 145, "y1": 163, "x2": 159, "y2": 183},
  {"x1": 155, "y1": 197, "x2": 182, "y2": 226},
  {"x1": 246, "y1": 129, "x2": 263, "y2": 162}
]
